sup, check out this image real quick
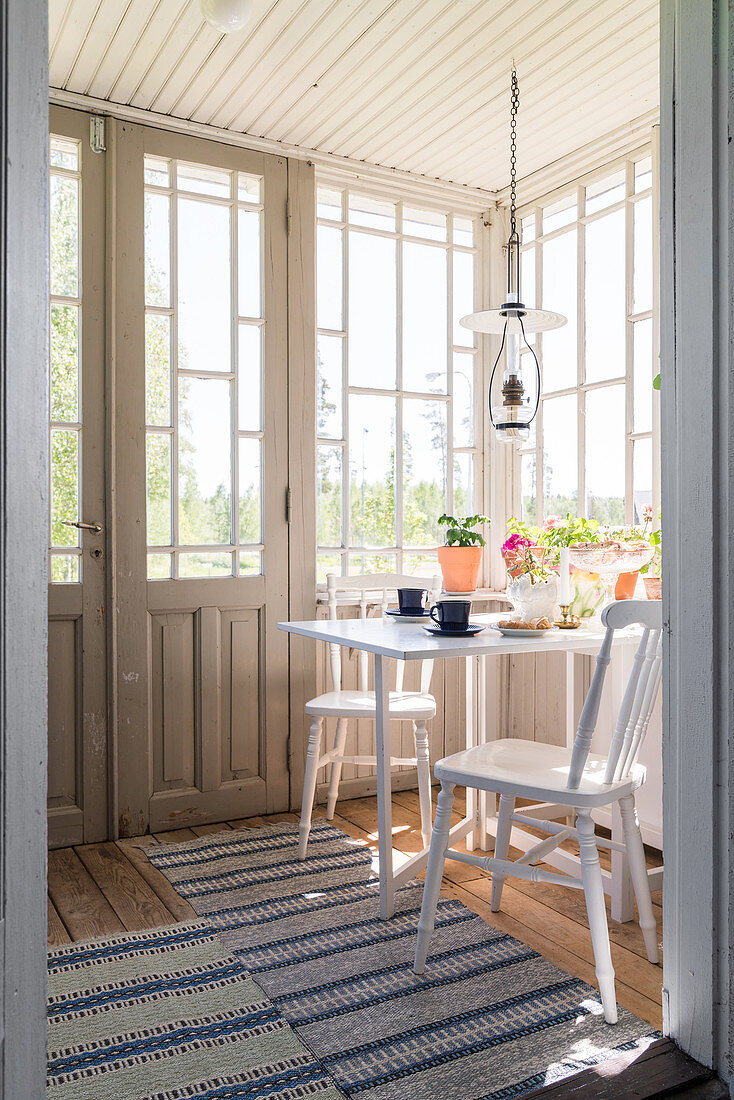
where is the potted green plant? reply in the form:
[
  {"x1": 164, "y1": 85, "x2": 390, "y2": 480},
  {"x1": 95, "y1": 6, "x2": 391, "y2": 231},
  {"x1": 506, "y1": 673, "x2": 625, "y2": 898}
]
[
  {"x1": 506, "y1": 545, "x2": 559, "y2": 621},
  {"x1": 641, "y1": 525, "x2": 661, "y2": 599},
  {"x1": 436, "y1": 513, "x2": 490, "y2": 593}
]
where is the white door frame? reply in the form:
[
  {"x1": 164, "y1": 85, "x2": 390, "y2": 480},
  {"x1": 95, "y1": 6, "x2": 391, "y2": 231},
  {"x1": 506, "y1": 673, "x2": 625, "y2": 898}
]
[{"x1": 660, "y1": 0, "x2": 733, "y2": 1082}]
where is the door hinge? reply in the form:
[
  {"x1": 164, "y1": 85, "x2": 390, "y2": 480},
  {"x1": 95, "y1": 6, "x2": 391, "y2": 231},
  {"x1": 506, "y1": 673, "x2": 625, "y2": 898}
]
[
  {"x1": 286, "y1": 198, "x2": 292, "y2": 236},
  {"x1": 286, "y1": 487, "x2": 293, "y2": 523},
  {"x1": 89, "y1": 116, "x2": 106, "y2": 154}
]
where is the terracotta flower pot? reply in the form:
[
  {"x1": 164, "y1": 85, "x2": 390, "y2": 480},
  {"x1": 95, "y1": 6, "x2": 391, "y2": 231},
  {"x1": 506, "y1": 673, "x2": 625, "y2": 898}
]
[
  {"x1": 437, "y1": 545, "x2": 483, "y2": 593},
  {"x1": 615, "y1": 570, "x2": 639, "y2": 599},
  {"x1": 644, "y1": 576, "x2": 662, "y2": 600}
]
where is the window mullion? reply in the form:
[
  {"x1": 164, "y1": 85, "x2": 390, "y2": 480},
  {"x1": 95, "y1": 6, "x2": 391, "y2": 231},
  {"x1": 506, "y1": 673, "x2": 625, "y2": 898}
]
[
  {"x1": 395, "y1": 201, "x2": 404, "y2": 572},
  {"x1": 231, "y1": 172, "x2": 239, "y2": 575},
  {"x1": 341, "y1": 203, "x2": 349, "y2": 572},
  {"x1": 576, "y1": 184, "x2": 586, "y2": 520},
  {"x1": 171, "y1": 174, "x2": 180, "y2": 579},
  {"x1": 624, "y1": 160, "x2": 635, "y2": 525}
]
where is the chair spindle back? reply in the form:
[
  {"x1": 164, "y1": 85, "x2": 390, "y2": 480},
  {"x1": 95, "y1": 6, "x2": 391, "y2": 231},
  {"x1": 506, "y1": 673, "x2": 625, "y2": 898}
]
[{"x1": 567, "y1": 599, "x2": 663, "y2": 790}]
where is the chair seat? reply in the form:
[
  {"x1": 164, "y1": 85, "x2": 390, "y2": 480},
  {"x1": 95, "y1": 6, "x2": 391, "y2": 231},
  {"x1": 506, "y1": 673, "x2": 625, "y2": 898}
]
[
  {"x1": 435, "y1": 738, "x2": 646, "y2": 809},
  {"x1": 305, "y1": 689, "x2": 436, "y2": 720}
]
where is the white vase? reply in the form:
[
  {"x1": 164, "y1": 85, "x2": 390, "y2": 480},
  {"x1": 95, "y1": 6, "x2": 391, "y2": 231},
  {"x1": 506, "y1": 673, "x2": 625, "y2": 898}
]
[{"x1": 506, "y1": 574, "x2": 559, "y2": 622}]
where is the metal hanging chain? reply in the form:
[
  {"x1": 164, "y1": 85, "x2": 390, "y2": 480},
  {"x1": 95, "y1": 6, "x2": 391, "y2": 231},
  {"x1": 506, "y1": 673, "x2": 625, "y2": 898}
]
[{"x1": 509, "y1": 63, "x2": 519, "y2": 237}]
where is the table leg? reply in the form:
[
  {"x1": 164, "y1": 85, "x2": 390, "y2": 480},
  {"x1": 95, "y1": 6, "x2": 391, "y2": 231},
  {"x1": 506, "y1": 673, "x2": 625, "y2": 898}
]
[
  {"x1": 374, "y1": 654, "x2": 395, "y2": 919},
  {"x1": 465, "y1": 654, "x2": 478, "y2": 852}
]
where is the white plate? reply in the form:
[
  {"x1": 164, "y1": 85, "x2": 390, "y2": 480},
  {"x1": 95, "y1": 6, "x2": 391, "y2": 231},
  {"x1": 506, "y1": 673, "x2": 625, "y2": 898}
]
[
  {"x1": 490, "y1": 624, "x2": 557, "y2": 638},
  {"x1": 383, "y1": 609, "x2": 430, "y2": 624}
]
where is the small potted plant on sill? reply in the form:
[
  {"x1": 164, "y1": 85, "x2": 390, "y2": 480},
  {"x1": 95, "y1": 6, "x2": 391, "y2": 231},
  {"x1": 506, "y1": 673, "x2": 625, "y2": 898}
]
[
  {"x1": 436, "y1": 513, "x2": 490, "y2": 593},
  {"x1": 641, "y1": 519, "x2": 661, "y2": 599}
]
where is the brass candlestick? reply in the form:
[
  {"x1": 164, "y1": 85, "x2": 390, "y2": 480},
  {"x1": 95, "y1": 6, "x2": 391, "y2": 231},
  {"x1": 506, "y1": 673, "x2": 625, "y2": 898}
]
[{"x1": 556, "y1": 604, "x2": 581, "y2": 629}]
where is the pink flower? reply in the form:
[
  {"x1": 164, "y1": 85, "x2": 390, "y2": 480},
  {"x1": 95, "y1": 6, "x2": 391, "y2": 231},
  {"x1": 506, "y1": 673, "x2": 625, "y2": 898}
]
[
  {"x1": 643, "y1": 505, "x2": 653, "y2": 521},
  {"x1": 544, "y1": 515, "x2": 564, "y2": 531},
  {"x1": 501, "y1": 533, "x2": 531, "y2": 556}
]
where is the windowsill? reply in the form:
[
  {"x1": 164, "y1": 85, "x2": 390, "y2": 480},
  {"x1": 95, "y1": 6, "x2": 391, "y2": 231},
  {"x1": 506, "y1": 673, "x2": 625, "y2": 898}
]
[{"x1": 315, "y1": 586, "x2": 509, "y2": 604}]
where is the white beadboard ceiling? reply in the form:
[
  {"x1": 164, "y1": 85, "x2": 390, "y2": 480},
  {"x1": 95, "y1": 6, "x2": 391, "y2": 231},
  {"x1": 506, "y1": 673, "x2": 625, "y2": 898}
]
[{"x1": 49, "y1": 0, "x2": 660, "y2": 195}]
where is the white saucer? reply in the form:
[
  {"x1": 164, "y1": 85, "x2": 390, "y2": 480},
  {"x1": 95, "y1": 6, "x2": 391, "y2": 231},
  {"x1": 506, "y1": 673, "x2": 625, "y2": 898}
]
[{"x1": 490, "y1": 624, "x2": 557, "y2": 638}]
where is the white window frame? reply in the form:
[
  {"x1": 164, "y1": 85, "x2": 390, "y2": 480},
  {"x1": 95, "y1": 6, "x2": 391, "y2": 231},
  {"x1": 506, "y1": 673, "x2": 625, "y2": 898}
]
[
  {"x1": 315, "y1": 180, "x2": 484, "y2": 578},
  {"x1": 514, "y1": 139, "x2": 660, "y2": 528}
]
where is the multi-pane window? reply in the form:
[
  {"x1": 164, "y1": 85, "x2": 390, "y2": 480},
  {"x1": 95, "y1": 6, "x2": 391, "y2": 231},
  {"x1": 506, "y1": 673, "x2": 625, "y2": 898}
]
[
  {"x1": 316, "y1": 186, "x2": 480, "y2": 580},
  {"x1": 144, "y1": 157, "x2": 264, "y2": 579},
  {"x1": 49, "y1": 136, "x2": 82, "y2": 582},
  {"x1": 517, "y1": 151, "x2": 656, "y2": 526}
]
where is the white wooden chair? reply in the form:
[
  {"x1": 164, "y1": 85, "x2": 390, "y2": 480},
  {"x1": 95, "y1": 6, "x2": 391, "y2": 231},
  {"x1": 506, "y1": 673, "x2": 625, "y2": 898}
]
[
  {"x1": 414, "y1": 599, "x2": 662, "y2": 1025},
  {"x1": 298, "y1": 572, "x2": 441, "y2": 859}
]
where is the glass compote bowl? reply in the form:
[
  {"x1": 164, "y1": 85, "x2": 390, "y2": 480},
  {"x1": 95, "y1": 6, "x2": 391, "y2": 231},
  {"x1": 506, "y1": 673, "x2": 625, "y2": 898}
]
[{"x1": 568, "y1": 541, "x2": 655, "y2": 609}]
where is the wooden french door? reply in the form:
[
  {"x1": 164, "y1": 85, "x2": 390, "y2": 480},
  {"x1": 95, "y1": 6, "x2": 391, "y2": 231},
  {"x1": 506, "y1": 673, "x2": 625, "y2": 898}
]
[
  {"x1": 111, "y1": 123, "x2": 290, "y2": 835},
  {"x1": 47, "y1": 106, "x2": 108, "y2": 847}
]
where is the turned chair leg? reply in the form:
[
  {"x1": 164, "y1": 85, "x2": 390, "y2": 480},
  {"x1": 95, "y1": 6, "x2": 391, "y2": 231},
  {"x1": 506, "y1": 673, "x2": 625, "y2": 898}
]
[
  {"x1": 414, "y1": 780, "x2": 455, "y2": 974},
  {"x1": 298, "y1": 716, "x2": 323, "y2": 859},
  {"x1": 326, "y1": 717, "x2": 349, "y2": 820},
  {"x1": 491, "y1": 793, "x2": 515, "y2": 912},
  {"x1": 619, "y1": 794, "x2": 660, "y2": 964},
  {"x1": 413, "y1": 720, "x2": 433, "y2": 848},
  {"x1": 577, "y1": 809, "x2": 618, "y2": 1024}
]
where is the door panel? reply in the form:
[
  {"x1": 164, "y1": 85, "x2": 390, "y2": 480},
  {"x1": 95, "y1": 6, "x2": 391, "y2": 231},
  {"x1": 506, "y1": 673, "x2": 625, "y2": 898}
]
[
  {"x1": 48, "y1": 107, "x2": 107, "y2": 847},
  {"x1": 114, "y1": 125, "x2": 289, "y2": 835}
]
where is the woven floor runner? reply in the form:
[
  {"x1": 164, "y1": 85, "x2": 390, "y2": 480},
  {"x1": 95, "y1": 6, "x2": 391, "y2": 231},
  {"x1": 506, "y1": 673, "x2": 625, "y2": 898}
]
[
  {"x1": 47, "y1": 917, "x2": 344, "y2": 1099},
  {"x1": 146, "y1": 821, "x2": 658, "y2": 1100}
]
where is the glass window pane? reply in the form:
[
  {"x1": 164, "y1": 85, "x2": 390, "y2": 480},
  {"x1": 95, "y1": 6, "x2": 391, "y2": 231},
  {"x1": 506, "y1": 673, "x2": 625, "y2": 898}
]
[
  {"x1": 51, "y1": 554, "x2": 80, "y2": 582},
  {"x1": 634, "y1": 195, "x2": 653, "y2": 314},
  {"x1": 521, "y1": 452, "x2": 537, "y2": 524},
  {"x1": 145, "y1": 313, "x2": 171, "y2": 427},
  {"x1": 238, "y1": 208, "x2": 261, "y2": 318},
  {"x1": 348, "y1": 552, "x2": 397, "y2": 575},
  {"x1": 51, "y1": 429, "x2": 79, "y2": 546},
  {"x1": 453, "y1": 250, "x2": 474, "y2": 347},
  {"x1": 348, "y1": 232, "x2": 396, "y2": 388},
  {"x1": 403, "y1": 398, "x2": 447, "y2": 548},
  {"x1": 585, "y1": 210, "x2": 625, "y2": 382},
  {"x1": 317, "y1": 552, "x2": 343, "y2": 582},
  {"x1": 543, "y1": 195, "x2": 576, "y2": 233},
  {"x1": 453, "y1": 216, "x2": 474, "y2": 247},
  {"x1": 402, "y1": 241, "x2": 447, "y2": 393},
  {"x1": 179, "y1": 552, "x2": 233, "y2": 577},
  {"x1": 317, "y1": 334, "x2": 342, "y2": 438},
  {"x1": 178, "y1": 377, "x2": 231, "y2": 545},
  {"x1": 634, "y1": 157, "x2": 652, "y2": 193},
  {"x1": 238, "y1": 324, "x2": 262, "y2": 432},
  {"x1": 403, "y1": 207, "x2": 446, "y2": 241},
  {"x1": 585, "y1": 385, "x2": 625, "y2": 523},
  {"x1": 402, "y1": 552, "x2": 440, "y2": 578},
  {"x1": 178, "y1": 197, "x2": 231, "y2": 372},
  {"x1": 177, "y1": 162, "x2": 231, "y2": 198},
  {"x1": 239, "y1": 551, "x2": 262, "y2": 575},
  {"x1": 541, "y1": 229, "x2": 577, "y2": 391},
  {"x1": 50, "y1": 304, "x2": 79, "y2": 423},
  {"x1": 144, "y1": 192, "x2": 170, "y2": 307},
  {"x1": 521, "y1": 213, "x2": 536, "y2": 244},
  {"x1": 348, "y1": 193, "x2": 395, "y2": 231},
  {"x1": 521, "y1": 247, "x2": 535, "y2": 308},
  {"x1": 144, "y1": 156, "x2": 170, "y2": 187},
  {"x1": 317, "y1": 187, "x2": 343, "y2": 221},
  {"x1": 586, "y1": 169, "x2": 625, "y2": 215},
  {"x1": 148, "y1": 553, "x2": 172, "y2": 579},
  {"x1": 317, "y1": 445, "x2": 342, "y2": 546},
  {"x1": 543, "y1": 394, "x2": 578, "y2": 516},
  {"x1": 238, "y1": 437, "x2": 261, "y2": 544},
  {"x1": 453, "y1": 452, "x2": 474, "y2": 515},
  {"x1": 317, "y1": 224, "x2": 342, "y2": 330},
  {"x1": 633, "y1": 437, "x2": 653, "y2": 524},
  {"x1": 349, "y1": 393, "x2": 396, "y2": 547},
  {"x1": 238, "y1": 437, "x2": 261, "y2": 546},
  {"x1": 50, "y1": 175, "x2": 79, "y2": 297},
  {"x1": 452, "y1": 352, "x2": 474, "y2": 447},
  {"x1": 237, "y1": 174, "x2": 261, "y2": 203},
  {"x1": 146, "y1": 433, "x2": 171, "y2": 546},
  {"x1": 50, "y1": 137, "x2": 79, "y2": 171},
  {"x1": 633, "y1": 318, "x2": 653, "y2": 433}
]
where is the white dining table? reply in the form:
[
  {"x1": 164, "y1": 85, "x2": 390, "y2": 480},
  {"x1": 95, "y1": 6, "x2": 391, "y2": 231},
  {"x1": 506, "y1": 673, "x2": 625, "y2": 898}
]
[{"x1": 278, "y1": 612, "x2": 659, "y2": 920}]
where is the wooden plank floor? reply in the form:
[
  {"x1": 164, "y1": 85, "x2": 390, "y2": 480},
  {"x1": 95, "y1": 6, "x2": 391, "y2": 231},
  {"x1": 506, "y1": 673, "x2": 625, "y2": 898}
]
[{"x1": 46, "y1": 789, "x2": 663, "y2": 1030}]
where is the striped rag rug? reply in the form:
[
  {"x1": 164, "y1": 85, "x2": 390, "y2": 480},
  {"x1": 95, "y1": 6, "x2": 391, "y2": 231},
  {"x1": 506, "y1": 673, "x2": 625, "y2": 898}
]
[
  {"x1": 47, "y1": 917, "x2": 345, "y2": 1100},
  {"x1": 146, "y1": 821, "x2": 659, "y2": 1100}
]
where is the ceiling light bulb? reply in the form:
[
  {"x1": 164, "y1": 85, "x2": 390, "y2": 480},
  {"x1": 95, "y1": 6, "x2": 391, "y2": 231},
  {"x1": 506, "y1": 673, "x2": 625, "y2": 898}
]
[{"x1": 200, "y1": 0, "x2": 253, "y2": 34}]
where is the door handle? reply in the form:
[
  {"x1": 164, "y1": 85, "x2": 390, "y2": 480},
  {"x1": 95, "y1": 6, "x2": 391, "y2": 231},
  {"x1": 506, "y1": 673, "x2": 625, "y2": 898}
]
[{"x1": 63, "y1": 520, "x2": 103, "y2": 535}]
